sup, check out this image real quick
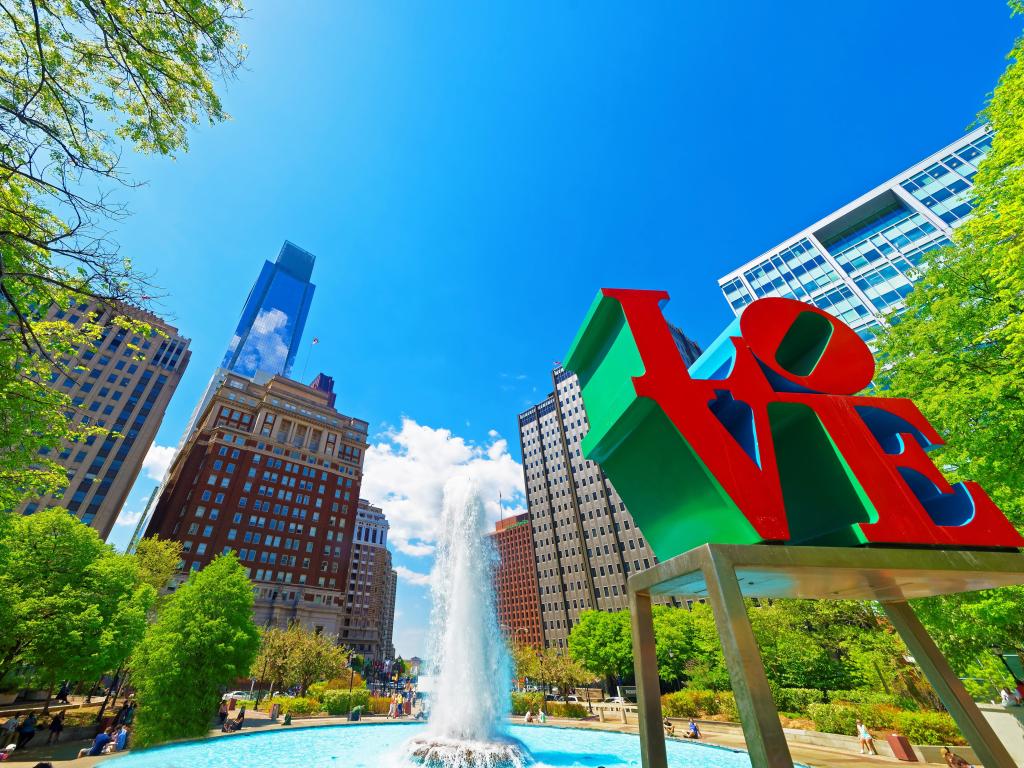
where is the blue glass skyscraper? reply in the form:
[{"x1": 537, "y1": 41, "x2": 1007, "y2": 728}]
[{"x1": 221, "y1": 241, "x2": 316, "y2": 378}]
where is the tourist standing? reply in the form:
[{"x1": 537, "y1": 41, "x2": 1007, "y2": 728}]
[
  {"x1": 56, "y1": 682, "x2": 71, "y2": 704},
  {"x1": 0, "y1": 714, "x2": 18, "y2": 747},
  {"x1": 45, "y1": 711, "x2": 65, "y2": 744},
  {"x1": 855, "y1": 719, "x2": 877, "y2": 755},
  {"x1": 15, "y1": 712, "x2": 37, "y2": 749}
]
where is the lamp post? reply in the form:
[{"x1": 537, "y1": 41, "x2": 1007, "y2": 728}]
[{"x1": 347, "y1": 654, "x2": 356, "y2": 719}]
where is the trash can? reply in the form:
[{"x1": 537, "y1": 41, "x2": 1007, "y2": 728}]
[
  {"x1": 886, "y1": 732, "x2": 918, "y2": 761},
  {"x1": 228, "y1": 698, "x2": 237, "y2": 711}
]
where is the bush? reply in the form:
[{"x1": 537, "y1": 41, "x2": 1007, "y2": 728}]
[
  {"x1": 547, "y1": 702, "x2": 588, "y2": 719},
  {"x1": 661, "y1": 690, "x2": 719, "y2": 718},
  {"x1": 829, "y1": 689, "x2": 918, "y2": 711},
  {"x1": 268, "y1": 696, "x2": 321, "y2": 716},
  {"x1": 368, "y1": 696, "x2": 392, "y2": 715},
  {"x1": 321, "y1": 689, "x2": 370, "y2": 716},
  {"x1": 893, "y1": 711, "x2": 965, "y2": 746},
  {"x1": 717, "y1": 690, "x2": 738, "y2": 721},
  {"x1": 510, "y1": 692, "x2": 543, "y2": 715},
  {"x1": 774, "y1": 688, "x2": 825, "y2": 715},
  {"x1": 808, "y1": 702, "x2": 901, "y2": 735}
]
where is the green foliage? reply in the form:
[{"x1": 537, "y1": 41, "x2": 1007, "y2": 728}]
[
  {"x1": 510, "y1": 692, "x2": 544, "y2": 715},
  {"x1": 547, "y1": 702, "x2": 588, "y2": 719},
  {"x1": 829, "y1": 689, "x2": 918, "y2": 711},
  {"x1": 131, "y1": 554, "x2": 259, "y2": 747},
  {"x1": 717, "y1": 690, "x2": 739, "y2": 721},
  {"x1": 772, "y1": 688, "x2": 825, "y2": 715},
  {"x1": 320, "y1": 688, "x2": 370, "y2": 716},
  {"x1": 892, "y1": 711, "x2": 965, "y2": 746},
  {"x1": 252, "y1": 625, "x2": 351, "y2": 696},
  {"x1": 268, "y1": 696, "x2": 321, "y2": 716},
  {"x1": 652, "y1": 605, "x2": 695, "y2": 683},
  {"x1": 808, "y1": 702, "x2": 901, "y2": 734},
  {"x1": 0, "y1": 509, "x2": 154, "y2": 690},
  {"x1": 567, "y1": 609, "x2": 634, "y2": 682},
  {"x1": 368, "y1": 696, "x2": 392, "y2": 715},
  {"x1": 661, "y1": 689, "x2": 720, "y2": 718},
  {"x1": 134, "y1": 537, "x2": 183, "y2": 593}
]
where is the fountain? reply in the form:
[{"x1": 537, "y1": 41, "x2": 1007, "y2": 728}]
[{"x1": 405, "y1": 476, "x2": 529, "y2": 768}]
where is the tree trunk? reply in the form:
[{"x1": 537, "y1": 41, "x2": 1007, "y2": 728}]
[{"x1": 42, "y1": 682, "x2": 54, "y2": 715}]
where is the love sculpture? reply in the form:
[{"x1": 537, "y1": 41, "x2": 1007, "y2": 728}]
[{"x1": 563, "y1": 289, "x2": 1024, "y2": 768}]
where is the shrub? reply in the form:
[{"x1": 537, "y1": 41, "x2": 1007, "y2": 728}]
[
  {"x1": 809, "y1": 702, "x2": 901, "y2": 735},
  {"x1": 717, "y1": 690, "x2": 738, "y2": 721},
  {"x1": 268, "y1": 696, "x2": 321, "y2": 716},
  {"x1": 829, "y1": 689, "x2": 918, "y2": 711},
  {"x1": 774, "y1": 688, "x2": 825, "y2": 715},
  {"x1": 547, "y1": 702, "x2": 588, "y2": 719},
  {"x1": 661, "y1": 690, "x2": 719, "y2": 718},
  {"x1": 510, "y1": 692, "x2": 543, "y2": 715},
  {"x1": 893, "y1": 711, "x2": 965, "y2": 746},
  {"x1": 321, "y1": 689, "x2": 370, "y2": 715},
  {"x1": 368, "y1": 696, "x2": 392, "y2": 715}
]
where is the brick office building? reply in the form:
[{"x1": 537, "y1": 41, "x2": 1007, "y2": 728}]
[
  {"x1": 342, "y1": 499, "x2": 398, "y2": 662},
  {"x1": 491, "y1": 513, "x2": 544, "y2": 648},
  {"x1": 145, "y1": 371, "x2": 369, "y2": 634}
]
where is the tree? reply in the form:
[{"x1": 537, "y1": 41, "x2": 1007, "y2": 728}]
[
  {"x1": 567, "y1": 609, "x2": 633, "y2": 691},
  {"x1": 285, "y1": 626, "x2": 348, "y2": 695},
  {"x1": 651, "y1": 605, "x2": 696, "y2": 685},
  {"x1": 134, "y1": 537, "x2": 183, "y2": 593},
  {"x1": 131, "y1": 554, "x2": 259, "y2": 747},
  {"x1": 251, "y1": 627, "x2": 292, "y2": 701},
  {"x1": 0, "y1": 508, "x2": 154, "y2": 706},
  {"x1": 872, "y1": 3, "x2": 1024, "y2": 681},
  {"x1": 0, "y1": 0, "x2": 246, "y2": 510}
]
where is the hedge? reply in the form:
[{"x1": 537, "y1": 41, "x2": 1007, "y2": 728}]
[
  {"x1": 662, "y1": 690, "x2": 719, "y2": 718},
  {"x1": 511, "y1": 692, "x2": 544, "y2": 715},
  {"x1": 893, "y1": 711, "x2": 965, "y2": 746},
  {"x1": 547, "y1": 702, "x2": 588, "y2": 719},
  {"x1": 808, "y1": 702, "x2": 902, "y2": 735},
  {"x1": 267, "y1": 696, "x2": 321, "y2": 716},
  {"x1": 773, "y1": 687, "x2": 825, "y2": 714},
  {"x1": 368, "y1": 696, "x2": 392, "y2": 715},
  {"x1": 828, "y1": 689, "x2": 918, "y2": 711},
  {"x1": 321, "y1": 689, "x2": 370, "y2": 716}
]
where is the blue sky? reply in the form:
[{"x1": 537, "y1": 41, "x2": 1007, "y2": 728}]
[{"x1": 105, "y1": 1, "x2": 1020, "y2": 656}]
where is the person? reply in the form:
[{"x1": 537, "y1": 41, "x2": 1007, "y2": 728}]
[
  {"x1": 1016, "y1": 679, "x2": 1024, "y2": 703},
  {"x1": 387, "y1": 697, "x2": 396, "y2": 719},
  {"x1": 940, "y1": 746, "x2": 971, "y2": 768},
  {"x1": 218, "y1": 700, "x2": 229, "y2": 726},
  {"x1": 121, "y1": 699, "x2": 137, "y2": 726},
  {"x1": 538, "y1": 710, "x2": 546, "y2": 724},
  {"x1": 45, "y1": 712, "x2": 64, "y2": 745},
  {"x1": 223, "y1": 707, "x2": 246, "y2": 733},
  {"x1": 55, "y1": 682, "x2": 71, "y2": 705},
  {"x1": 855, "y1": 719, "x2": 877, "y2": 755},
  {"x1": 684, "y1": 719, "x2": 701, "y2": 739},
  {"x1": 0, "y1": 716, "x2": 18, "y2": 748},
  {"x1": 15, "y1": 713, "x2": 36, "y2": 750},
  {"x1": 77, "y1": 727, "x2": 113, "y2": 758},
  {"x1": 1000, "y1": 687, "x2": 1018, "y2": 707},
  {"x1": 663, "y1": 718, "x2": 675, "y2": 737},
  {"x1": 523, "y1": 708, "x2": 534, "y2": 724}
]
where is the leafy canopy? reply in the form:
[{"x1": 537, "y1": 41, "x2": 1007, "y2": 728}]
[{"x1": 131, "y1": 553, "x2": 259, "y2": 747}]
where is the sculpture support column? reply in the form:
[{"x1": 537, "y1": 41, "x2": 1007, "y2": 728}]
[
  {"x1": 883, "y1": 600, "x2": 1015, "y2": 768},
  {"x1": 703, "y1": 550, "x2": 794, "y2": 768},
  {"x1": 630, "y1": 587, "x2": 667, "y2": 768}
]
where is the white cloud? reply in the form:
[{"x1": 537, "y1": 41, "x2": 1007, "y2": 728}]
[
  {"x1": 116, "y1": 510, "x2": 143, "y2": 527},
  {"x1": 238, "y1": 307, "x2": 291, "y2": 375},
  {"x1": 361, "y1": 418, "x2": 526, "y2": 557},
  {"x1": 394, "y1": 565, "x2": 432, "y2": 587},
  {"x1": 142, "y1": 443, "x2": 176, "y2": 482}
]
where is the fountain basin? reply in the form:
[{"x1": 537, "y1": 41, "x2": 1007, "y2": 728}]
[
  {"x1": 406, "y1": 734, "x2": 529, "y2": 768},
  {"x1": 108, "y1": 722, "x2": 769, "y2": 767}
]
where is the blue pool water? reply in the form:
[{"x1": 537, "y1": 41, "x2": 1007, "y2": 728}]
[{"x1": 109, "y1": 723, "x2": 758, "y2": 768}]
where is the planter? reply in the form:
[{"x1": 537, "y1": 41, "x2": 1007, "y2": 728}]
[
  {"x1": 23, "y1": 689, "x2": 49, "y2": 701},
  {"x1": 0, "y1": 692, "x2": 17, "y2": 705}
]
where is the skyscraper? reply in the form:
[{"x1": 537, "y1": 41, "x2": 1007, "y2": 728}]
[
  {"x1": 18, "y1": 301, "x2": 190, "y2": 539},
  {"x1": 342, "y1": 499, "x2": 397, "y2": 662},
  {"x1": 180, "y1": 241, "x2": 317, "y2": 444},
  {"x1": 145, "y1": 371, "x2": 369, "y2": 635},
  {"x1": 518, "y1": 324, "x2": 701, "y2": 649},
  {"x1": 490, "y1": 513, "x2": 543, "y2": 649},
  {"x1": 717, "y1": 126, "x2": 992, "y2": 341},
  {"x1": 222, "y1": 241, "x2": 316, "y2": 378}
]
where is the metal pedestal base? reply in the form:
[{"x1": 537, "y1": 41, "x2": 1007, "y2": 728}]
[{"x1": 628, "y1": 544, "x2": 1024, "y2": 768}]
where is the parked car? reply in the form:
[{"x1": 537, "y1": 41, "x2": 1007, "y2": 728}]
[
  {"x1": 565, "y1": 695, "x2": 582, "y2": 703},
  {"x1": 603, "y1": 696, "x2": 626, "y2": 704},
  {"x1": 222, "y1": 690, "x2": 251, "y2": 701}
]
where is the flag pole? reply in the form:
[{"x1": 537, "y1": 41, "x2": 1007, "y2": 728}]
[{"x1": 301, "y1": 337, "x2": 319, "y2": 381}]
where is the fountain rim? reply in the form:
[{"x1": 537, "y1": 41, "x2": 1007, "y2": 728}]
[{"x1": 110, "y1": 719, "x2": 788, "y2": 764}]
